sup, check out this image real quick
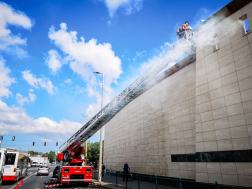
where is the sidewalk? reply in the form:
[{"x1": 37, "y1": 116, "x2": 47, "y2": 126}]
[{"x1": 92, "y1": 179, "x2": 123, "y2": 189}]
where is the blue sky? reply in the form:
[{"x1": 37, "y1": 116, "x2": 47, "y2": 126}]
[{"x1": 0, "y1": 0, "x2": 231, "y2": 153}]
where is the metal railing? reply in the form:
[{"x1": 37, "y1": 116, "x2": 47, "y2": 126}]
[{"x1": 99, "y1": 170, "x2": 251, "y2": 189}]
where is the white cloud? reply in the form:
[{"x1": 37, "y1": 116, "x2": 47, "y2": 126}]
[
  {"x1": 64, "y1": 79, "x2": 72, "y2": 84},
  {"x1": 45, "y1": 49, "x2": 63, "y2": 74},
  {"x1": 48, "y1": 23, "x2": 122, "y2": 86},
  {"x1": 41, "y1": 138, "x2": 53, "y2": 143},
  {"x1": 15, "y1": 92, "x2": 36, "y2": 105},
  {"x1": 48, "y1": 23, "x2": 122, "y2": 116},
  {"x1": 133, "y1": 50, "x2": 146, "y2": 61},
  {"x1": 0, "y1": 99, "x2": 84, "y2": 138},
  {"x1": 29, "y1": 93, "x2": 36, "y2": 102},
  {"x1": 0, "y1": 57, "x2": 15, "y2": 99},
  {"x1": 0, "y1": 2, "x2": 32, "y2": 56},
  {"x1": 85, "y1": 90, "x2": 111, "y2": 118},
  {"x1": 57, "y1": 138, "x2": 64, "y2": 142},
  {"x1": 0, "y1": 57, "x2": 94, "y2": 140},
  {"x1": 22, "y1": 70, "x2": 57, "y2": 95},
  {"x1": 74, "y1": 85, "x2": 85, "y2": 94},
  {"x1": 16, "y1": 93, "x2": 29, "y2": 105},
  {"x1": 29, "y1": 89, "x2": 34, "y2": 92},
  {"x1": 103, "y1": 0, "x2": 143, "y2": 17}
]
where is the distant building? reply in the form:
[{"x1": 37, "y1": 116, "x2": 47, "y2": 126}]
[{"x1": 30, "y1": 156, "x2": 49, "y2": 164}]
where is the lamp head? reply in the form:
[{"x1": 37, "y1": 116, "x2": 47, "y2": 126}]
[{"x1": 93, "y1": 71, "x2": 103, "y2": 74}]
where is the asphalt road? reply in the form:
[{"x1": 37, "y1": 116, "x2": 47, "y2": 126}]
[{"x1": 1, "y1": 166, "x2": 105, "y2": 189}]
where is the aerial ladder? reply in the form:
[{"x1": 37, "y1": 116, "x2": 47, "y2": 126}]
[{"x1": 55, "y1": 33, "x2": 196, "y2": 187}]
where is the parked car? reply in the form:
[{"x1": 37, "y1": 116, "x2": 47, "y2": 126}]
[
  {"x1": 37, "y1": 165, "x2": 50, "y2": 176},
  {"x1": 53, "y1": 165, "x2": 60, "y2": 178}
]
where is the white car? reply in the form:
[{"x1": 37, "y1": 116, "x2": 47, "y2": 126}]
[
  {"x1": 37, "y1": 166, "x2": 50, "y2": 176},
  {"x1": 31, "y1": 162, "x2": 38, "y2": 167},
  {"x1": 28, "y1": 163, "x2": 31, "y2": 168}
]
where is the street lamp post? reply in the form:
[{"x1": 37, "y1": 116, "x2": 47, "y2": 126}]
[
  {"x1": 0, "y1": 135, "x2": 3, "y2": 149},
  {"x1": 81, "y1": 114, "x2": 89, "y2": 163},
  {"x1": 93, "y1": 71, "x2": 104, "y2": 182}
]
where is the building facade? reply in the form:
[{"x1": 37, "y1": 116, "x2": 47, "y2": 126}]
[{"x1": 104, "y1": 0, "x2": 252, "y2": 187}]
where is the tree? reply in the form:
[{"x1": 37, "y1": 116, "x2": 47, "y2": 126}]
[
  {"x1": 85, "y1": 140, "x2": 104, "y2": 163},
  {"x1": 48, "y1": 151, "x2": 56, "y2": 162},
  {"x1": 28, "y1": 151, "x2": 42, "y2": 156}
]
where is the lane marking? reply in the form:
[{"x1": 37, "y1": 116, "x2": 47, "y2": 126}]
[{"x1": 9, "y1": 172, "x2": 37, "y2": 189}]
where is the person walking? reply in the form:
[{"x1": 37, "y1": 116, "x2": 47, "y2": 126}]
[
  {"x1": 94, "y1": 162, "x2": 97, "y2": 172},
  {"x1": 123, "y1": 162, "x2": 130, "y2": 181},
  {"x1": 102, "y1": 164, "x2": 105, "y2": 178}
]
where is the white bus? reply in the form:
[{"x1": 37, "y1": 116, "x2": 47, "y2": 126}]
[
  {"x1": 0, "y1": 149, "x2": 7, "y2": 185},
  {"x1": 2, "y1": 151, "x2": 28, "y2": 182}
]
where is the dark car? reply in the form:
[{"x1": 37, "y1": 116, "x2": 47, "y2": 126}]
[{"x1": 53, "y1": 165, "x2": 60, "y2": 178}]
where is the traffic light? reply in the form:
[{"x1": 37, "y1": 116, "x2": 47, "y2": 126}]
[
  {"x1": 44, "y1": 142, "x2": 46, "y2": 146},
  {"x1": 56, "y1": 142, "x2": 58, "y2": 146},
  {"x1": 12, "y1": 136, "x2": 15, "y2": 141},
  {"x1": 33, "y1": 142, "x2": 35, "y2": 146}
]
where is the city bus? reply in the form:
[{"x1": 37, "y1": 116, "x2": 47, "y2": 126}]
[
  {"x1": 2, "y1": 150, "x2": 29, "y2": 182},
  {"x1": 0, "y1": 148, "x2": 7, "y2": 185}
]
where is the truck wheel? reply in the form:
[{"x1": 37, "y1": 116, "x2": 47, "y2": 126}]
[{"x1": 63, "y1": 150, "x2": 71, "y2": 162}]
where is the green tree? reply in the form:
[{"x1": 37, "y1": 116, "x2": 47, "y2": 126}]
[
  {"x1": 48, "y1": 151, "x2": 56, "y2": 162},
  {"x1": 85, "y1": 140, "x2": 104, "y2": 163},
  {"x1": 28, "y1": 151, "x2": 42, "y2": 156}
]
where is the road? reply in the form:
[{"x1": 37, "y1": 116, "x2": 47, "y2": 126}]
[{"x1": 1, "y1": 166, "x2": 105, "y2": 189}]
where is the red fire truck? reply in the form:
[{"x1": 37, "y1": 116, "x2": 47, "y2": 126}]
[{"x1": 57, "y1": 142, "x2": 93, "y2": 186}]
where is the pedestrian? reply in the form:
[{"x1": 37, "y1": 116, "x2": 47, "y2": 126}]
[
  {"x1": 94, "y1": 162, "x2": 97, "y2": 172},
  {"x1": 123, "y1": 162, "x2": 130, "y2": 181},
  {"x1": 102, "y1": 164, "x2": 105, "y2": 178}
]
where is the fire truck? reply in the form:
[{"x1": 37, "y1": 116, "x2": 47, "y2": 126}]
[{"x1": 56, "y1": 142, "x2": 92, "y2": 186}]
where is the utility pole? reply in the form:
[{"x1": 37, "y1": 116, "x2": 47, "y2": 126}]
[{"x1": 93, "y1": 71, "x2": 104, "y2": 182}]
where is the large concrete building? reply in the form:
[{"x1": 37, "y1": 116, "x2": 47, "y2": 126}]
[{"x1": 104, "y1": 0, "x2": 252, "y2": 187}]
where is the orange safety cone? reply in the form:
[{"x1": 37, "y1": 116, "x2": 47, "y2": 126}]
[
  {"x1": 18, "y1": 181, "x2": 22, "y2": 186},
  {"x1": 15, "y1": 184, "x2": 18, "y2": 189},
  {"x1": 21, "y1": 180, "x2": 23, "y2": 186}
]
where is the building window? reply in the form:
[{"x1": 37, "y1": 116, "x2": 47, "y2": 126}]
[{"x1": 240, "y1": 14, "x2": 251, "y2": 34}]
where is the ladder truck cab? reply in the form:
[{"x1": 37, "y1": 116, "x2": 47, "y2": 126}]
[{"x1": 57, "y1": 142, "x2": 93, "y2": 186}]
